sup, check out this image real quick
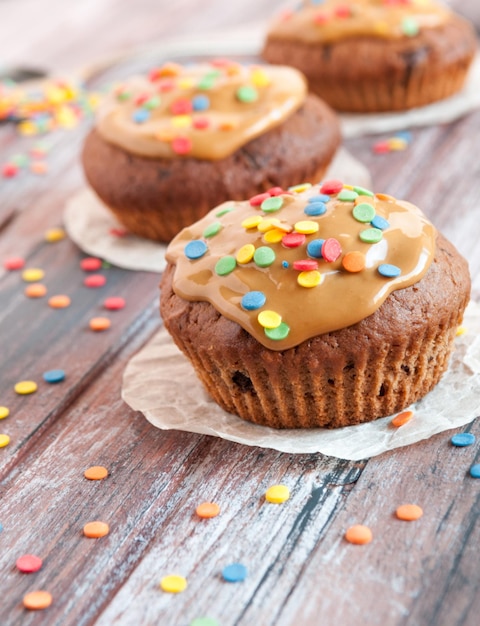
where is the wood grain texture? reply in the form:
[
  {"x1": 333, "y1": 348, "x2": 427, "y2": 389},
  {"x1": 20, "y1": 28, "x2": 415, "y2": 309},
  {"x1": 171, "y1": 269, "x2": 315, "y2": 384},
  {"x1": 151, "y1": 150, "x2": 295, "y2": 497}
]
[{"x1": 0, "y1": 1, "x2": 480, "y2": 625}]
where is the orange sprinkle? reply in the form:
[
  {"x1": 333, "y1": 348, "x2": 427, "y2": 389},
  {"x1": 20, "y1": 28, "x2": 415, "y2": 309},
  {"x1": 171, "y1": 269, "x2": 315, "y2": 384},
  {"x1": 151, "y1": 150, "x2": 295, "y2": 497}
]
[
  {"x1": 25, "y1": 283, "x2": 47, "y2": 298},
  {"x1": 48, "y1": 294, "x2": 71, "y2": 309},
  {"x1": 23, "y1": 590, "x2": 53, "y2": 610},
  {"x1": 196, "y1": 502, "x2": 220, "y2": 519},
  {"x1": 83, "y1": 521, "x2": 109, "y2": 538},
  {"x1": 391, "y1": 410, "x2": 414, "y2": 428},
  {"x1": 396, "y1": 503, "x2": 423, "y2": 521},
  {"x1": 342, "y1": 251, "x2": 366, "y2": 273},
  {"x1": 345, "y1": 524, "x2": 373, "y2": 545},
  {"x1": 84, "y1": 466, "x2": 109, "y2": 480},
  {"x1": 30, "y1": 161, "x2": 48, "y2": 175},
  {"x1": 89, "y1": 317, "x2": 111, "y2": 331}
]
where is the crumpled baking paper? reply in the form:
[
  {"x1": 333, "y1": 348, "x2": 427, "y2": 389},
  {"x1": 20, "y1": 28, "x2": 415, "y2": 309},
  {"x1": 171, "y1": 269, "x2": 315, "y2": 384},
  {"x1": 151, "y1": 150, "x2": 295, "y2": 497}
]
[
  {"x1": 63, "y1": 147, "x2": 370, "y2": 272},
  {"x1": 122, "y1": 302, "x2": 480, "y2": 460}
]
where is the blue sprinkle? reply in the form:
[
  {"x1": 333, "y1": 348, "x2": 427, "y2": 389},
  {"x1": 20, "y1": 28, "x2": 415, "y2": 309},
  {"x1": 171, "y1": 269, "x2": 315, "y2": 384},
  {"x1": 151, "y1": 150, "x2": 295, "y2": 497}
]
[
  {"x1": 307, "y1": 239, "x2": 325, "y2": 259},
  {"x1": 241, "y1": 291, "x2": 266, "y2": 311},
  {"x1": 282, "y1": 261, "x2": 289, "y2": 269},
  {"x1": 451, "y1": 432, "x2": 476, "y2": 447},
  {"x1": 469, "y1": 464, "x2": 480, "y2": 478},
  {"x1": 43, "y1": 369, "x2": 66, "y2": 384},
  {"x1": 222, "y1": 563, "x2": 247, "y2": 583},
  {"x1": 395, "y1": 130, "x2": 412, "y2": 143},
  {"x1": 371, "y1": 215, "x2": 390, "y2": 230},
  {"x1": 378, "y1": 263, "x2": 401, "y2": 278},
  {"x1": 132, "y1": 108, "x2": 150, "y2": 123},
  {"x1": 304, "y1": 202, "x2": 327, "y2": 216},
  {"x1": 308, "y1": 194, "x2": 330, "y2": 203},
  {"x1": 185, "y1": 240, "x2": 208, "y2": 260},
  {"x1": 192, "y1": 94, "x2": 210, "y2": 111},
  {"x1": 0, "y1": 522, "x2": 3, "y2": 533}
]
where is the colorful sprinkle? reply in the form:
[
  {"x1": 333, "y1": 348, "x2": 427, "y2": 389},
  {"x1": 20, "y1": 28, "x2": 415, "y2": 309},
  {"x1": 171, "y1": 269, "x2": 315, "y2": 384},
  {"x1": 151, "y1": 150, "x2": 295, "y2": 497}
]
[
  {"x1": 3, "y1": 256, "x2": 25, "y2": 270},
  {"x1": 282, "y1": 232, "x2": 306, "y2": 248},
  {"x1": 185, "y1": 240, "x2": 208, "y2": 260},
  {"x1": 391, "y1": 410, "x2": 413, "y2": 428},
  {"x1": 353, "y1": 186, "x2": 374, "y2": 197},
  {"x1": 322, "y1": 238, "x2": 342, "y2": 262},
  {"x1": 298, "y1": 270, "x2": 322, "y2": 288},
  {"x1": 241, "y1": 291, "x2": 266, "y2": 310},
  {"x1": 469, "y1": 464, "x2": 480, "y2": 478},
  {"x1": 253, "y1": 246, "x2": 276, "y2": 268},
  {"x1": 190, "y1": 618, "x2": 219, "y2": 626},
  {"x1": 89, "y1": 317, "x2": 111, "y2": 331},
  {"x1": 236, "y1": 244, "x2": 255, "y2": 264},
  {"x1": 203, "y1": 221, "x2": 222, "y2": 238},
  {"x1": 293, "y1": 259, "x2": 318, "y2": 272},
  {"x1": 22, "y1": 268, "x2": 44, "y2": 282},
  {"x1": 307, "y1": 239, "x2": 325, "y2": 259},
  {"x1": 16, "y1": 554, "x2": 43, "y2": 573},
  {"x1": 43, "y1": 369, "x2": 65, "y2": 384},
  {"x1": 84, "y1": 275, "x2": 106, "y2": 288},
  {"x1": 353, "y1": 203, "x2": 376, "y2": 223},
  {"x1": 236, "y1": 86, "x2": 258, "y2": 103},
  {"x1": 0, "y1": 434, "x2": 10, "y2": 448},
  {"x1": 222, "y1": 563, "x2": 247, "y2": 583},
  {"x1": 294, "y1": 220, "x2": 319, "y2": 235},
  {"x1": 44, "y1": 228, "x2": 65, "y2": 242},
  {"x1": 288, "y1": 183, "x2": 312, "y2": 193},
  {"x1": 342, "y1": 251, "x2": 366, "y2": 273},
  {"x1": 0, "y1": 407, "x2": 9, "y2": 420},
  {"x1": 371, "y1": 215, "x2": 390, "y2": 230},
  {"x1": 337, "y1": 189, "x2": 358, "y2": 202},
  {"x1": 258, "y1": 310, "x2": 282, "y2": 329},
  {"x1": 14, "y1": 381, "x2": 37, "y2": 395},
  {"x1": 83, "y1": 521, "x2": 109, "y2": 538},
  {"x1": 132, "y1": 108, "x2": 150, "y2": 124},
  {"x1": 215, "y1": 205, "x2": 234, "y2": 218},
  {"x1": 84, "y1": 466, "x2": 109, "y2": 480},
  {"x1": 25, "y1": 283, "x2": 47, "y2": 298},
  {"x1": 172, "y1": 136, "x2": 193, "y2": 155},
  {"x1": 160, "y1": 575, "x2": 187, "y2": 593},
  {"x1": 378, "y1": 263, "x2": 401, "y2": 278},
  {"x1": 104, "y1": 297, "x2": 126, "y2": 310},
  {"x1": 396, "y1": 504, "x2": 423, "y2": 521},
  {"x1": 451, "y1": 433, "x2": 476, "y2": 447},
  {"x1": 23, "y1": 591, "x2": 53, "y2": 610},
  {"x1": 265, "y1": 484, "x2": 290, "y2": 503},
  {"x1": 345, "y1": 524, "x2": 373, "y2": 545},
  {"x1": 304, "y1": 201, "x2": 327, "y2": 216},
  {"x1": 192, "y1": 95, "x2": 210, "y2": 111},
  {"x1": 359, "y1": 228, "x2": 383, "y2": 244},
  {"x1": 261, "y1": 196, "x2": 284, "y2": 213},
  {"x1": 80, "y1": 257, "x2": 102, "y2": 271},
  {"x1": 265, "y1": 322, "x2": 290, "y2": 341},
  {"x1": 196, "y1": 502, "x2": 220, "y2": 519},
  {"x1": 241, "y1": 215, "x2": 263, "y2": 230},
  {"x1": 263, "y1": 228, "x2": 284, "y2": 244},
  {"x1": 215, "y1": 256, "x2": 236, "y2": 276},
  {"x1": 249, "y1": 192, "x2": 270, "y2": 207},
  {"x1": 48, "y1": 295, "x2": 71, "y2": 309},
  {"x1": 402, "y1": 17, "x2": 419, "y2": 37}
]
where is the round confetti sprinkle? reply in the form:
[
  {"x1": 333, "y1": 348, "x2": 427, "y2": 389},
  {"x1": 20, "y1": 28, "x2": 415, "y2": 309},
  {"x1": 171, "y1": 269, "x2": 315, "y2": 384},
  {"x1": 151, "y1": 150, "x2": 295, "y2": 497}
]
[
  {"x1": 190, "y1": 618, "x2": 219, "y2": 626},
  {"x1": 172, "y1": 136, "x2": 193, "y2": 155},
  {"x1": 282, "y1": 232, "x2": 306, "y2": 248},
  {"x1": 0, "y1": 407, "x2": 9, "y2": 419},
  {"x1": 203, "y1": 221, "x2": 222, "y2": 238},
  {"x1": 456, "y1": 326, "x2": 467, "y2": 337},
  {"x1": 257, "y1": 218, "x2": 280, "y2": 233},
  {"x1": 294, "y1": 220, "x2": 319, "y2": 235},
  {"x1": 253, "y1": 246, "x2": 276, "y2": 268},
  {"x1": 265, "y1": 484, "x2": 290, "y2": 503},
  {"x1": 44, "y1": 228, "x2": 66, "y2": 242},
  {"x1": 304, "y1": 202, "x2": 327, "y2": 217},
  {"x1": 215, "y1": 256, "x2": 236, "y2": 276},
  {"x1": 23, "y1": 590, "x2": 52, "y2": 610},
  {"x1": 222, "y1": 563, "x2": 247, "y2": 583},
  {"x1": 353, "y1": 186, "x2": 374, "y2": 197},
  {"x1": 345, "y1": 524, "x2": 373, "y2": 545},
  {"x1": 263, "y1": 229, "x2": 284, "y2": 244},
  {"x1": 371, "y1": 215, "x2": 390, "y2": 230},
  {"x1": 265, "y1": 322, "x2": 290, "y2": 341},
  {"x1": 16, "y1": 554, "x2": 43, "y2": 573},
  {"x1": 236, "y1": 85, "x2": 258, "y2": 103},
  {"x1": 192, "y1": 94, "x2": 210, "y2": 111},
  {"x1": 342, "y1": 251, "x2": 365, "y2": 273},
  {"x1": 451, "y1": 433, "x2": 476, "y2": 447},
  {"x1": 298, "y1": 270, "x2": 322, "y2": 288},
  {"x1": 84, "y1": 466, "x2": 109, "y2": 480},
  {"x1": 196, "y1": 502, "x2": 220, "y2": 518},
  {"x1": 353, "y1": 203, "x2": 376, "y2": 223},
  {"x1": 241, "y1": 291, "x2": 266, "y2": 311},
  {"x1": 289, "y1": 183, "x2": 311, "y2": 193},
  {"x1": 261, "y1": 196, "x2": 284, "y2": 213},
  {"x1": 337, "y1": 189, "x2": 358, "y2": 202},
  {"x1": 22, "y1": 268, "x2": 44, "y2": 282},
  {"x1": 3, "y1": 256, "x2": 25, "y2": 270},
  {"x1": 83, "y1": 521, "x2": 109, "y2": 538},
  {"x1": 104, "y1": 297, "x2": 126, "y2": 311},
  {"x1": 0, "y1": 434, "x2": 10, "y2": 448},
  {"x1": 402, "y1": 17, "x2": 419, "y2": 37},
  {"x1": 469, "y1": 464, "x2": 480, "y2": 478},
  {"x1": 322, "y1": 238, "x2": 342, "y2": 262},
  {"x1": 14, "y1": 381, "x2": 37, "y2": 395},
  {"x1": 293, "y1": 259, "x2": 318, "y2": 272},
  {"x1": 160, "y1": 575, "x2": 187, "y2": 593},
  {"x1": 249, "y1": 192, "x2": 270, "y2": 207},
  {"x1": 25, "y1": 284, "x2": 47, "y2": 298},
  {"x1": 391, "y1": 410, "x2": 413, "y2": 428},
  {"x1": 241, "y1": 215, "x2": 263, "y2": 230},
  {"x1": 258, "y1": 310, "x2": 282, "y2": 329},
  {"x1": 80, "y1": 257, "x2": 102, "y2": 271},
  {"x1": 43, "y1": 369, "x2": 65, "y2": 384},
  {"x1": 185, "y1": 240, "x2": 208, "y2": 260},
  {"x1": 215, "y1": 205, "x2": 234, "y2": 218},
  {"x1": 89, "y1": 317, "x2": 111, "y2": 332},
  {"x1": 84, "y1": 274, "x2": 106, "y2": 288},
  {"x1": 378, "y1": 264, "x2": 401, "y2": 278},
  {"x1": 395, "y1": 504, "x2": 423, "y2": 521},
  {"x1": 132, "y1": 108, "x2": 150, "y2": 123},
  {"x1": 48, "y1": 295, "x2": 71, "y2": 309},
  {"x1": 359, "y1": 228, "x2": 383, "y2": 244},
  {"x1": 307, "y1": 239, "x2": 325, "y2": 259}
]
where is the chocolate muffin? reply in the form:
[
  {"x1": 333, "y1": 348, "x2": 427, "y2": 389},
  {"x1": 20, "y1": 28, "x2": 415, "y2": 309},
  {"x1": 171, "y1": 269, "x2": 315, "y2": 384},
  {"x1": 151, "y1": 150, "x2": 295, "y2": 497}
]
[
  {"x1": 160, "y1": 180, "x2": 470, "y2": 429},
  {"x1": 262, "y1": 0, "x2": 477, "y2": 113},
  {"x1": 82, "y1": 61, "x2": 341, "y2": 242}
]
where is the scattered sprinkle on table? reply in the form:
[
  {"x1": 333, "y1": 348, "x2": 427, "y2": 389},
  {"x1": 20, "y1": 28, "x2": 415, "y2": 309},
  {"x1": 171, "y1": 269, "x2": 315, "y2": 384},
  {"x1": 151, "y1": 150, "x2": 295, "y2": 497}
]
[
  {"x1": 14, "y1": 380, "x2": 37, "y2": 395},
  {"x1": 196, "y1": 502, "x2": 220, "y2": 518},
  {"x1": 43, "y1": 369, "x2": 65, "y2": 384},
  {"x1": 396, "y1": 504, "x2": 423, "y2": 521},
  {"x1": 89, "y1": 317, "x2": 111, "y2": 331},
  {"x1": 22, "y1": 268, "x2": 45, "y2": 282},
  {"x1": 391, "y1": 410, "x2": 414, "y2": 428},
  {"x1": 345, "y1": 524, "x2": 373, "y2": 545},
  {"x1": 25, "y1": 283, "x2": 47, "y2": 298},
  {"x1": 456, "y1": 325, "x2": 467, "y2": 337},
  {"x1": 0, "y1": 434, "x2": 10, "y2": 448},
  {"x1": 83, "y1": 521, "x2": 109, "y2": 538},
  {"x1": 80, "y1": 257, "x2": 103, "y2": 272},
  {"x1": 44, "y1": 228, "x2": 65, "y2": 243},
  {"x1": 222, "y1": 563, "x2": 247, "y2": 583},
  {"x1": 0, "y1": 406, "x2": 9, "y2": 419},
  {"x1": 469, "y1": 464, "x2": 480, "y2": 479},
  {"x1": 84, "y1": 466, "x2": 109, "y2": 481},
  {"x1": 48, "y1": 295, "x2": 71, "y2": 309},
  {"x1": 104, "y1": 297, "x2": 126, "y2": 311},
  {"x1": 190, "y1": 618, "x2": 219, "y2": 626},
  {"x1": 23, "y1": 590, "x2": 52, "y2": 610},
  {"x1": 84, "y1": 274, "x2": 106, "y2": 288},
  {"x1": 265, "y1": 484, "x2": 290, "y2": 504},
  {"x1": 160, "y1": 575, "x2": 187, "y2": 593},
  {"x1": 3, "y1": 256, "x2": 25, "y2": 270},
  {"x1": 16, "y1": 554, "x2": 43, "y2": 573},
  {"x1": 451, "y1": 433, "x2": 476, "y2": 447}
]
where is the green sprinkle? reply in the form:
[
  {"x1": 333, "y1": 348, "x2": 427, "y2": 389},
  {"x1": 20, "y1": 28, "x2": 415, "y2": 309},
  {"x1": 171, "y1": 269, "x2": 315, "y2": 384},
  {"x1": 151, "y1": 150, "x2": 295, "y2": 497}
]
[
  {"x1": 215, "y1": 256, "x2": 236, "y2": 276},
  {"x1": 337, "y1": 189, "x2": 358, "y2": 202},
  {"x1": 236, "y1": 85, "x2": 258, "y2": 103},
  {"x1": 353, "y1": 185, "x2": 374, "y2": 197},
  {"x1": 261, "y1": 196, "x2": 284, "y2": 213},
  {"x1": 190, "y1": 618, "x2": 220, "y2": 626},
  {"x1": 359, "y1": 228, "x2": 383, "y2": 243},
  {"x1": 117, "y1": 91, "x2": 131, "y2": 101},
  {"x1": 144, "y1": 96, "x2": 161, "y2": 109},
  {"x1": 265, "y1": 322, "x2": 290, "y2": 341},
  {"x1": 216, "y1": 206, "x2": 235, "y2": 217},
  {"x1": 198, "y1": 76, "x2": 216, "y2": 90},
  {"x1": 254, "y1": 246, "x2": 276, "y2": 267},
  {"x1": 11, "y1": 154, "x2": 29, "y2": 167},
  {"x1": 402, "y1": 17, "x2": 419, "y2": 37},
  {"x1": 203, "y1": 221, "x2": 222, "y2": 238},
  {"x1": 353, "y1": 203, "x2": 376, "y2": 223}
]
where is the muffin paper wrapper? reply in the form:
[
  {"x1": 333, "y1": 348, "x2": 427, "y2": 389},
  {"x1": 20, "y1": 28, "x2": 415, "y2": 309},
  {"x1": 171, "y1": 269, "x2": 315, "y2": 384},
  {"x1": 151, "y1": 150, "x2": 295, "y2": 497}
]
[
  {"x1": 122, "y1": 301, "x2": 480, "y2": 460},
  {"x1": 64, "y1": 148, "x2": 370, "y2": 272}
]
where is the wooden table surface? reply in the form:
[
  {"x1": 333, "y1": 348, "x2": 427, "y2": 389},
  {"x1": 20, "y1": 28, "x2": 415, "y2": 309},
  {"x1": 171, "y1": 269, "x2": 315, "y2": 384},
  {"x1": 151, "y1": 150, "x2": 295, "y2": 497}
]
[{"x1": 1, "y1": 1, "x2": 480, "y2": 625}]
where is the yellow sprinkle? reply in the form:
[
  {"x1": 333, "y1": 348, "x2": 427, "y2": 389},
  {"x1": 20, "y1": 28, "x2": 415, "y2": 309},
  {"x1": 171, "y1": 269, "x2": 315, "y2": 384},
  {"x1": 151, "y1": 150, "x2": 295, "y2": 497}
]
[
  {"x1": 373, "y1": 20, "x2": 389, "y2": 35},
  {"x1": 18, "y1": 121, "x2": 37, "y2": 136},
  {"x1": 289, "y1": 183, "x2": 312, "y2": 193},
  {"x1": 263, "y1": 228, "x2": 284, "y2": 244},
  {"x1": 294, "y1": 220, "x2": 319, "y2": 235},
  {"x1": 257, "y1": 218, "x2": 280, "y2": 233},
  {"x1": 171, "y1": 115, "x2": 192, "y2": 129},
  {"x1": 14, "y1": 381, "x2": 38, "y2": 395},
  {"x1": 45, "y1": 228, "x2": 66, "y2": 242},
  {"x1": 274, "y1": 222, "x2": 293, "y2": 233},
  {"x1": 251, "y1": 68, "x2": 271, "y2": 87},
  {"x1": 456, "y1": 325, "x2": 467, "y2": 336},
  {"x1": 178, "y1": 78, "x2": 194, "y2": 89},
  {"x1": 388, "y1": 137, "x2": 408, "y2": 151},
  {"x1": 298, "y1": 270, "x2": 323, "y2": 288},
  {"x1": 56, "y1": 106, "x2": 78, "y2": 128},
  {"x1": 265, "y1": 484, "x2": 290, "y2": 504},
  {"x1": 0, "y1": 407, "x2": 9, "y2": 419},
  {"x1": 236, "y1": 244, "x2": 255, "y2": 264},
  {"x1": 160, "y1": 575, "x2": 187, "y2": 593},
  {"x1": 343, "y1": 184, "x2": 354, "y2": 190},
  {"x1": 241, "y1": 215, "x2": 263, "y2": 230},
  {"x1": 258, "y1": 310, "x2": 282, "y2": 329},
  {"x1": 22, "y1": 268, "x2": 45, "y2": 282},
  {"x1": 0, "y1": 434, "x2": 10, "y2": 448},
  {"x1": 46, "y1": 86, "x2": 67, "y2": 104}
]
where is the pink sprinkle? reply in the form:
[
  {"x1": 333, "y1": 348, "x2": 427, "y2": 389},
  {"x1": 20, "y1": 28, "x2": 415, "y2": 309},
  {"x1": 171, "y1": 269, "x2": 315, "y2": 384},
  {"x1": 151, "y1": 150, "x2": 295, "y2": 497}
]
[
  {"x1": 80, "y1": 257, "x2": 102, "y2": 272},
  {"x1": 373, "y1": 141, "x2": 391, "y2": 154},
  {"x1": 320, "y1": 179, "x2": 343, "y2": 195},
  {"x1": 322, "y1": 238, "x2": 342, "y2": 262},
  {"x1": 171, "y1": 136, "x2": 192, "y2": 155},
  {"x1": 4, "y1": 256, "x2": 25, "y2": 270},
  {"x1": 267, "y1": 187, "x2": 285, "y2": 197},
  {"x1": 84, "y1": 274, "x2": 106, "y2": 288},
  {"x1": 104, "y1": 297, "x2": 126, "y2": 310},
  {"x1": 3, "y1": 163, "x2": 18, "y2": 178},
  {"x1": 249, "y1": 192, "x2": 270, "y2": 207},
  {"x1": 16, "y1": 554, "x2": 43, "y2": 573}
]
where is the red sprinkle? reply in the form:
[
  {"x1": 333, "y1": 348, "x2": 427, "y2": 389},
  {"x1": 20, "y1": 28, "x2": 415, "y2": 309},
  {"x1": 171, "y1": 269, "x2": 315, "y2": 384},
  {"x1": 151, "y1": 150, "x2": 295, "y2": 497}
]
[
  {"x1": 104, "y1": 297, "x2": 126, "y2": 310},
  {"x1": 373, "y1": 141, "x2": 391, "y2": 154},
  {"x1": 170, "y1": 98, "x2": 193, "y2": 115},
  {"x1": 322, "y1": 238, "x2": 342, "y2": 262},
  {"x1": 313, "y1": 11, "x2": 329, "y2": 25},
  {"x1": 84, "y1": 274, "x2": 106, "y2": 288},
  {"x1": 293, "y1": 259, "x2": 319, "y2": 271},
  {"x1": 193, "y1": 117, "x2": 210, "y2": 130},
  {"x1": 157, "y1": 79, "x2": 175, "y2": 93},
  {"x1": 4, "y1": 256, "x2": 25, "y2": 270},
  {"x1": 267, "y1": 187, "x2": 285, "y2": 197},
  {"x1": 16, "y1": 554, "x2": 43, "y2": 573},
  {"x1": 3, "y1": 163, "x2": 18, "y2": 178},
  {"x1": 110, "y1": 228, "x2": 129, "y2": 237},
  {"x1": 80, "y1": 257, "x2": 102, "y2": 272},
  {"x1": 320, "y1": 179, "x2": 343, "y2": 195},
  {"x1": 334, "y1": 5, "x2": 352, "y2": 18},
  {"x1": 134, "y1": 93, "x2": 149, "y2": 106},
  {"x1": 172, "y1": 136, "x2": 193, "y2": 155},
  {"x1": 249, "y1": 192, "x2": 270, "y2": 207},
  {"x1": 282, "y1": 232, "x2": 306, "y2": 248}
]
